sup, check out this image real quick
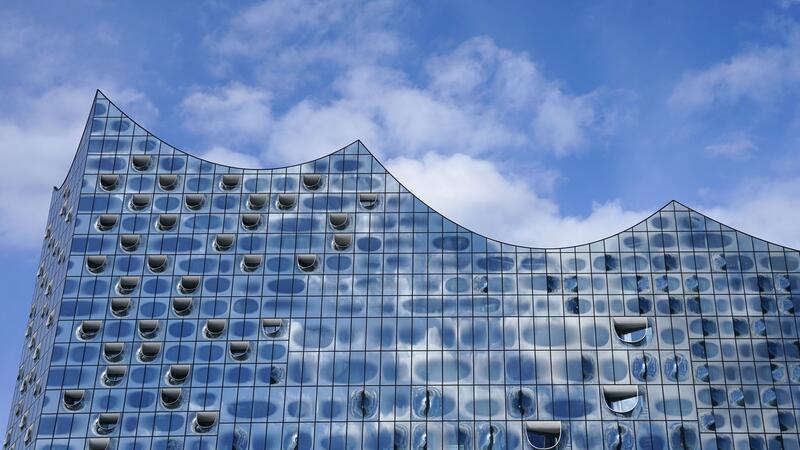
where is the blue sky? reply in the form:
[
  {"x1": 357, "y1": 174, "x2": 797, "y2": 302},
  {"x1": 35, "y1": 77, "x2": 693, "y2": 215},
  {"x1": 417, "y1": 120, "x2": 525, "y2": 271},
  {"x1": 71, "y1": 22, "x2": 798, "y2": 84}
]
[{"x1": 1, "y1": 0, "x2": 800, "y2": 425}]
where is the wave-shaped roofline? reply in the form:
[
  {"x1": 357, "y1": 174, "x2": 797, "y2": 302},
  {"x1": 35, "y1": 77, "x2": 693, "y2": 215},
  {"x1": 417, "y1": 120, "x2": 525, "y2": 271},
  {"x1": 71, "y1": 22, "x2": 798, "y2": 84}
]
[{"x1": 55, "y1": 90, "x2": 797, "y2": 252}]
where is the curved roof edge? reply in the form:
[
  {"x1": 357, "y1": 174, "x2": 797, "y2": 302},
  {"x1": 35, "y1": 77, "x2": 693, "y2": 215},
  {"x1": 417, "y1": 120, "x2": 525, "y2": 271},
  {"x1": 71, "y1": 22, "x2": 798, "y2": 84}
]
[{"x1": 58, "y1": 90, "x2": 797, "y2": 252}]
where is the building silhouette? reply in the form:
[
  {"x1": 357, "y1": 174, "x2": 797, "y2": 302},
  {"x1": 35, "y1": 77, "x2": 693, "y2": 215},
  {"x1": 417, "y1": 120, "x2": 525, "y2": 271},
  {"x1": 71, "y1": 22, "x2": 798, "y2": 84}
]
[{"x1": 5, "y1": 91, "x2": 800, "y2": 449}]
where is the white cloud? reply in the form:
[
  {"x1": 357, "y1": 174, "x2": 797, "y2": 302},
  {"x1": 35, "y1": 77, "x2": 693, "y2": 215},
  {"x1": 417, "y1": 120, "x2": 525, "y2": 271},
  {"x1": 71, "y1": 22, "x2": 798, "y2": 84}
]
[
  {"x1": 198, "y1": 146, "x2": 263, "y2": 168},
  {"x1": 704, "y1": 133, "x2": 758, "y2": 160},
  {"x1": 0, "y1": 84, "x2": 157, "y2": 248},
  {"x1": 669, "y1": 28, "x2": 800, "y2": 110},
  {"x1": 387, "y1": 152, "x2": 649, "y2": 247},
  {"x1": 180, "y1": 82, "x2": 272, "y2": 143},
  {"x1": 705, "y1": 178, "x2": 800, "y2": 249}
]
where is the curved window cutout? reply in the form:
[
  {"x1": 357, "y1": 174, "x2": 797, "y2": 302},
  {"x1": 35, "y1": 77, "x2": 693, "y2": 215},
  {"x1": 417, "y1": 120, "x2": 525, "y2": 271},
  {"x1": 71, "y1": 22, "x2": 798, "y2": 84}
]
[
  {"x1": 268, "y1": 366, "x2": 284, "y2": 385},
  {"x1": 184, "y1": 194, "x2": 205, "y2": 210},
  {"x1": 350, "y1": 388, "x2": 378, "y2": 419},
  {"x1": 158, "y1": 174, "x2": 178, "y2": 191},
  {"x1": 358, "y1": 193, "x2": 379, "y2": 210},
  {"x1": 241, "y1": 214, "x2": 261, "y2": 231},
  {"x1": 276, "y1": 193, "x2": 296, "y2": 210},
  {"x1": 103, "y1": 343, "x2": 125, "y2": 362},
  {"x1": 178, "y1": 276, "x2": 201, "y2": 294},
  {"x1": 193, "y1": 411, "x2": 218, "y2": 433},
  {"x1": 329, "y1": 213, "x2": 349, "y2": 230},
  {"x1": 602, "y1": 385, "x2": 641, "y2": 415},
  {"x1": 138, "y1": 342, "x2": 162, "y2": 362},
  {"x1": 302, "y1": 174, "x2": 323, "y2": 190},
  {"x1": 204, "y1": 319, "x2": 226, "y2": 339},
  {"x1": 120, "y1": 234, "x2": 139, "y2": 252},
  {"x1": 241, "y1": 255, "x2": 262, "y2": 272},
  {"x1": 229, "y1": 341, "x2": 251, "y2": 361},
  {"x1": 94, "y1": 413, "x2": 119, "y2": 435},
  {"x1": 86, "y1": 256, "x2": 107, "y2": 274},
  {"x1": 110, "y1": 298, "x2": 131, "y2": 317},
  {"x1": 63, "y1": 390, "x2": 85, "y2": 411},
  {"x1": 160, "y1": 388, "x2": 183, "y2": 409},
  {"x1": 131, "y1": 155, "x2": 151, "y2": 171},
  {"x1": 613, "y1": 317, "x2": 650, "y2": 344},
  {"x1": 247, "y1": 193, "x2": 267, "y2": 210},
  {"x1": 220, "y1": 174, "x2": 241, "y2": 190},
  {"x1": 147, "y1": 255, "x2": 168, "y2": 273},
  {"x1": 87, "y1": 438, "x2": 111, "y2": 450},
  {"x1": 167, "y1": 365, "x2": 191, "y2": 385},
  {"x1": 214, "y1": 234, "x2": 234, "y2": 251},
  {"x1": 129, "y1": 194, "x2": 150, "y2": 212},
  {"x1": 138, "y1": 320, "x2": 160, "y2": 339},
  {"x1": 102, "y1": 366, "x2": 126, "y2": 386},
  {"x1": 96, "y1": 214, "x2": 118, "y2": 231},
  {"x1": 78, "y1": 320, "x2": 102, "y2": 340},
  {"x1": 98, "y1": 174, "x2": 119, "y2": 191},
  {"x1": 297, "y1": 254, "x2": 318, "y2": 272},
  {"x1": 157, "y1": 214, "x2": 178, "y2": 231},
  {"x1": 116, "y1": 277, "x2": 139, "y2": 295},
  {"x1": 262, "y1": 318, "x2": 283, "y2": 337},
  {"x1": 172, "y1": 298, "x2": 193, "y2": 316},
  {"x1": 508, "y1": 387, "x2": 536, "y2": 418},
  {"x1": 332, "y1": 234, "x2": 352, "y2": 251}
]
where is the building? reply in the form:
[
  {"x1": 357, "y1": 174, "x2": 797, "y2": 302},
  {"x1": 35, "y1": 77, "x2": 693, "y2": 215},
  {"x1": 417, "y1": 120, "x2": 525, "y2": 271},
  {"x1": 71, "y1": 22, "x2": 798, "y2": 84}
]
[{"x1": 4, "y1": 91, "x2": 800, "y2": 450}]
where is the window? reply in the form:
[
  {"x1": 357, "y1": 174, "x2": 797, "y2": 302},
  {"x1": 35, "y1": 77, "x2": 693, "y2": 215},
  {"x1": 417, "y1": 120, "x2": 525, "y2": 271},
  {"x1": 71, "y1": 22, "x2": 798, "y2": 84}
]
[
  {"x1": 302, "y1": 174, "x2": 323, "y2": 190},
  {"x1": 214, "y1": 234, "x2": 234, "y2": 251},
  {"x1": 94, "y1": 413, "x2": 119, "y2": 435},
  {"x1": 241, "y1": 214, "x2": 261, "y2": 230},
  {"x1": 358, "y1": 193, "x2": 379, "y2": 210},
  {"x1": 220, "y1": 174, "x2": 241, "y2": 190},
  {"x1": 103, "y1": 343, "x2": 125, "y2": 362},
  {"x1": 160, "y1": 388, "x2": 182, "y2": 409},
  {"x1": 86, "y1": 255, "x2": 107, "y2": 273},
  {"x1": 241, "y1": 255, "x2": 262, "y2": 272},
  {"x1": 110, "y1": 297, "x2": 131, "y2": 317},
  {"x1": 613, "y1": 317, "x2": 651, "y2": 344},
  {"x1": 138, "y1": 320, "x2": 160, "y2": 339},
  {"x1": 525, "y1": 421, "x2": 562, "y2": 450},
  {"x1": 131, "y1": 155, "x2": 151, "y2": 171},
  {"x1": 138, "y1": 342, "x2": 162, "y2": 362},
  {"x1": 116, "y1": 277, "x2": 139, "y2": 295},
  {"x1": 247, "y1": 193, "x2": 267, "y2": 210},
  {"x1": 147, "y1": 255, "x2": 168, "y2": 273},
  {"x1": 204, "y1": 319, "x2": 226, "y2": 338},
  {"x1": 602, "y1": 385, "x2": 641, "y2": 415},
  {"x1": 102, "y1": 366, "x2": 126, "y2": 386},
  {"x1": 129, "y1": 194, "x2": 151, "y2": 211},
  {"x1": 184, "y1": 194, "x2": 205, "y2": 210},
  {"x1": 276, "y1": 193, "x2": 296, "y2": 210},
  {"x1": 167, "y1": 365, "x2": 191, "y2": 384},
  {"x1": 119, "y1": 234, "x2": 139, "y2": 252},
  {"x1": 329, "y1": 213, "x2": 349, "y2": 230},
  {"x1": 193, "y1": 411, "x2": 218, "y2": 433},
  {"x1": 96, "y1": 214, "x2": 118, "y2": 231},
  {"x1": 297, "y1": 254, "x2": 318, "y2": 272},
  {"x1": 87, "y1": 438, "x2": 111, "y2": 450},
  {"x1": 62, "y1": 389, "x2": 85, "y2": 411},
  {"x1": 229, "y1": 341, "x2": 251, "y2": 361},
  {"x1": 261, "y1": 318, "x2": 283, "y2": 337},
  {"x1": 78, "y1": 320, "x2": 102, "y2": 340},
  {"x1": 157, "y1": 214, "x2": 178, "y2": 231},
  {"x1": 158, "y1": 174, "x2": 178, "y2": 191},
  {"x1": 332, "y1": 234, "x2": 352, "y2": 251},
  {"x1": 98, "y1": 174, "x2": 119, "y2": 191},
  {"x1": 172, "y1": 298, "x2": 193, "y2": 316},
  {"x1": 178, "y1": 276, "x2": 201, "y2": 294}
]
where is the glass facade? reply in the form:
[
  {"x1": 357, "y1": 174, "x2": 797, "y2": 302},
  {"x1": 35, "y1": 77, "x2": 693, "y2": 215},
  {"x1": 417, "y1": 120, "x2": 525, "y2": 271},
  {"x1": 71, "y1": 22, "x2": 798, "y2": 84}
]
[{"x1": 5, "y1": 91, "x2": 800, "y2": 450}]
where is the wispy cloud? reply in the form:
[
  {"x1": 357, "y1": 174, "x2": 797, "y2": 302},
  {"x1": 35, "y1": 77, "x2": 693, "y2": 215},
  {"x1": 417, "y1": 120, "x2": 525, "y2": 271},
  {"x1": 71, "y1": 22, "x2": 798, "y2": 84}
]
[
  {"x1": 669, "y1": 25, "x2": 800, "y2": 110},
  {"x1": 704, "y1": 133, "x2": 758, "y2": 160}
]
